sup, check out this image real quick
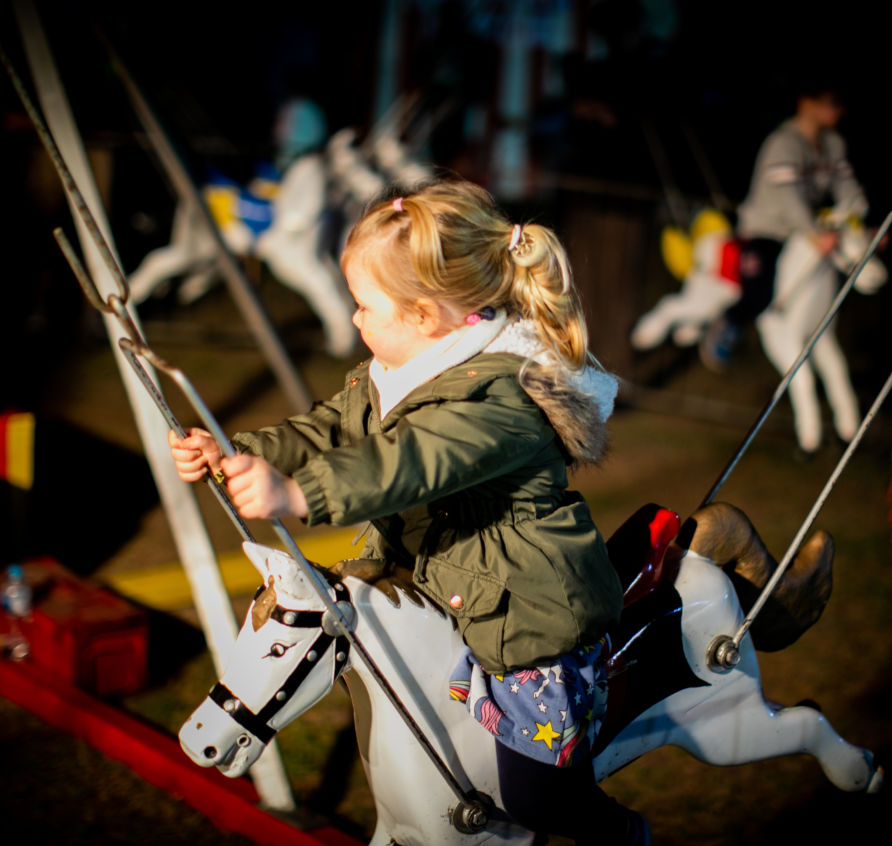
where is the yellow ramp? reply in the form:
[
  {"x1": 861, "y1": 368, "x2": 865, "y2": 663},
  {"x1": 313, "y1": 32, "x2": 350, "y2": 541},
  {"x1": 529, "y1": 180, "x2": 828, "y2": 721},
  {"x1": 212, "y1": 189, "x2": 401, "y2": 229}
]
[{"x1": 105, "y1": 526, "x2": 362, "y2": 612}]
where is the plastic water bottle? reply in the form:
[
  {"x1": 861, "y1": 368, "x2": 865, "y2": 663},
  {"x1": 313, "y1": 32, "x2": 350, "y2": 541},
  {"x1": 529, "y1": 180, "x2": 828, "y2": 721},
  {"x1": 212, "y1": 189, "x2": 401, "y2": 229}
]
[
  {"x1": 2, "y1": 564, "x2": 31, "y2": 661},
  {"x1": 3, "y1": 564, "x2": 32, "y2": 617}
]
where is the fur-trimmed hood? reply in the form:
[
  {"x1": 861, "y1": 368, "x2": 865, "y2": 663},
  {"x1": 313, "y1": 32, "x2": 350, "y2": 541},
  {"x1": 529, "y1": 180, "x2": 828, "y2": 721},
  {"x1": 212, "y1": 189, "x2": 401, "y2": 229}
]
[
  {"x1": 369, "y1": 311, "x2": 618, "y2": 467},
  {"x1": 486, "y1": 316, "x2": 618, "y2": 467},
  {"x1": 519, "y1": 364, "x2": 615, "y2": 467}
]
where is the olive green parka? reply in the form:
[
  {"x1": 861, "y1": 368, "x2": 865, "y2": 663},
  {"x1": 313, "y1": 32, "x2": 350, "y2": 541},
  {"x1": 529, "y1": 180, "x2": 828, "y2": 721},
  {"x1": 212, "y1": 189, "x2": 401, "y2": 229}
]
[{"x1": 232, "y1": 352, "x2": 622, "y2": 673}]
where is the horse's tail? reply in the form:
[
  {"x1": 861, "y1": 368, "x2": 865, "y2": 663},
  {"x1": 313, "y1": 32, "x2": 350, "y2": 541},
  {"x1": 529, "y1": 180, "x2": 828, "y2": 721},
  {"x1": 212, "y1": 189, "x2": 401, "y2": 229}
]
[{"x1": 676, "y1": 502, "x2": 833, "y2": 651}]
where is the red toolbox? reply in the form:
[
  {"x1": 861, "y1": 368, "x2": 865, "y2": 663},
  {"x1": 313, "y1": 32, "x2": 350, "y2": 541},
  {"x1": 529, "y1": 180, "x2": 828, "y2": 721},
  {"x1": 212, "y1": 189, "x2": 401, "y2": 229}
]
[{"x1": 0, "y1": 557, "x2": 149, "y2": 697}]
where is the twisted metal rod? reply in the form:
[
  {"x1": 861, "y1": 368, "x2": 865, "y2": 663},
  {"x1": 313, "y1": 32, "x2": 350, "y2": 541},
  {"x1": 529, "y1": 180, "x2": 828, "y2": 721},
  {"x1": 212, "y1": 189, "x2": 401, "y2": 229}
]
[{"x1": 53, "y1": 226, "x2": 254, "y2": 543}]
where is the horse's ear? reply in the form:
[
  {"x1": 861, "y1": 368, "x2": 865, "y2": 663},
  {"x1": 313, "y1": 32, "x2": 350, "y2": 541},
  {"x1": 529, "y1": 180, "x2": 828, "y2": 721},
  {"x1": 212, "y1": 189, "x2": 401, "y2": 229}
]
[
  {"x1": 242, "y1": 541, "x2": 279, "y2": 582},
  {"x1": 243, "y1": 540, "x2": 315, "y2": 598},
  {"x1": 242, "y1": 541, "x2": 332, "y2": 604}
]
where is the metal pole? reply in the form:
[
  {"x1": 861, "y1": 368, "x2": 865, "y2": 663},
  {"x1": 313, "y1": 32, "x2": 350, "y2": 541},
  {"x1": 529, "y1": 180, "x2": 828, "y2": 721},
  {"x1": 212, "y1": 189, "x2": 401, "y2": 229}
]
[
  {"x1": 679, "y1": 121, "x2": 733, "y2": 215},
  {"x1": 699, "y1": 210, "x2": 892, "y2": 508},
  {"x1": 641, "y1": 117, "x2": 688, "y2": 229},
  {"x1": 97, "y1": 30, "x2": 313, "y2": 413}
]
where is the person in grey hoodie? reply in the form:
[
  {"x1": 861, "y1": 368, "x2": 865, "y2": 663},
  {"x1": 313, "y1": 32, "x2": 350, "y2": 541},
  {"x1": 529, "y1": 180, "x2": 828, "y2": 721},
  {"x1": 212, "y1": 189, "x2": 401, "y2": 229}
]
[{"x1": 700, "y1": 80, "x2": 868, "y2": 371}]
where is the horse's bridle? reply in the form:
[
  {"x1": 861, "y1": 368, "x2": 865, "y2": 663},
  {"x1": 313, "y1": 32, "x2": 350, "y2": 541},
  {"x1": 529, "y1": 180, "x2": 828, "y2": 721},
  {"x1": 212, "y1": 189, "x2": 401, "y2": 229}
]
[
  {"x1": 207, "y1": 574, "x2": 497, "y2": 832},
  {"x1": 208, "y1": 581, "x2": 352, "y2": 744}
]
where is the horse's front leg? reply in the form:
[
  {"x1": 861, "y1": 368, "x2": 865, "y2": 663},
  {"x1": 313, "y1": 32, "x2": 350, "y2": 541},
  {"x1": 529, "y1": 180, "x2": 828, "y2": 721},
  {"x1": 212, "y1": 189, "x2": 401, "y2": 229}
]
[
  {"x1": 757, "y1": 311, "x2": 823, "y2": 451},
  {"x1": 368, "y1": 820, "x2": 394, "y2": 846},
  {"x1": 128, "y1": 243, "x2": 210, "y2": 302},
  {"x1": 810, "y1": 330, "x2": 860, "y2": 442},
  {"x1": 682, "y1": 687, "x2": 881, "y2": 792},
  {"x1": 630, "y1": 292, "x2": 693, "y2": 350},
  {"x1": 256, "y1": 222, "x2": 357, "y2": 357}
]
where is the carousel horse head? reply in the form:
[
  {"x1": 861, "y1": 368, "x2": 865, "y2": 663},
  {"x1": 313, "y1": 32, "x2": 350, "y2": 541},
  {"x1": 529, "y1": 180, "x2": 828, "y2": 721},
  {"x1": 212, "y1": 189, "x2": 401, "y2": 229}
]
[
  {"x1": 178, "y1": 542, "x2": 352, "y2": 777},
  {"x1": 658, "y1": 207, "x2": 734, "y2": 283},
  {"x1": 828, "y1": 215, "x2": 888, "y2": 294}
]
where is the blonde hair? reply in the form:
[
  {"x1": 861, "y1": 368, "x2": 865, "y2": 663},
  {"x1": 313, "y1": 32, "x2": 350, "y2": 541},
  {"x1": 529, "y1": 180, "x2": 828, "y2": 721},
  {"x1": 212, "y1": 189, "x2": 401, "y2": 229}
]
[{"x1": 341, "y1": 178, "x2": 589, "y2": 369}]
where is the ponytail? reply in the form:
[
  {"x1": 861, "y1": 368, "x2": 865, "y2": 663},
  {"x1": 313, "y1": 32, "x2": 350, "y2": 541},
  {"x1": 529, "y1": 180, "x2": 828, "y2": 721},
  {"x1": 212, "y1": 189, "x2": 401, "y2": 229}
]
[
  {"x1": 343, "y1": 178, "x2": 590, "y2": 372},
  {"x1": 507, "y1": 223, "x2": 589, "y2": 370}
]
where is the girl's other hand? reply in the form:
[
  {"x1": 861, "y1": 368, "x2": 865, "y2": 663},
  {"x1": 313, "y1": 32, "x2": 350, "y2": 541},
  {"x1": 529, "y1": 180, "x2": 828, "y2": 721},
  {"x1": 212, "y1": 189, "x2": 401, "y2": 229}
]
[
  {"x1": 220, "y1": 454, "x2": 309, "y2": 520},
  {"x1": 168, "y1": 428, "x2": 223, "y2": 482}
]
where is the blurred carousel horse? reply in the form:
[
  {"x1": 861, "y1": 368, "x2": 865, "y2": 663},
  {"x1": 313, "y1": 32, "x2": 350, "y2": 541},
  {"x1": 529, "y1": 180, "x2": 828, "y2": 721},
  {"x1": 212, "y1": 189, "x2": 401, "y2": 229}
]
[
  {"x1": 178, "y1": 502, "x2": 881, "y2": 846},
  {"x1": 631, "y1": 209, "x2": 887, "y2": 453},
  {"x1": 127, "y1": 128, "x2": 432, "y2": 358}
]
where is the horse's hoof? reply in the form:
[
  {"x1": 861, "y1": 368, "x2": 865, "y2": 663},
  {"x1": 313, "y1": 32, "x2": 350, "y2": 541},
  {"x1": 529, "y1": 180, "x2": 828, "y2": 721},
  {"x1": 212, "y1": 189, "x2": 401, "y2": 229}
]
[{"x1": 793, "y1": 446, "x2": 818, "y2": 464}]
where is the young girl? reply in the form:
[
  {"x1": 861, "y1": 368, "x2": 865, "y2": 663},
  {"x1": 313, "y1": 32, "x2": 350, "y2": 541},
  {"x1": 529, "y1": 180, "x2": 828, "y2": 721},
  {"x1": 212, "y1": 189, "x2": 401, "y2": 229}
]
[{"x1": 169, "y1": 178, "x2": 649, "y2": 845}]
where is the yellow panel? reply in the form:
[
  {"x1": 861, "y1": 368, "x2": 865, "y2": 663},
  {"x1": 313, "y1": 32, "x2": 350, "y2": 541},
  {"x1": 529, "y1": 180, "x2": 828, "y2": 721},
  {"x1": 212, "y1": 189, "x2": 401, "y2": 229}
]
[
  {"x1": 104, "y1": 526, "x2": 362, "y2": 611},
  {"x1": 6, "y1": 412, "x2": 35, "y2": 490}
]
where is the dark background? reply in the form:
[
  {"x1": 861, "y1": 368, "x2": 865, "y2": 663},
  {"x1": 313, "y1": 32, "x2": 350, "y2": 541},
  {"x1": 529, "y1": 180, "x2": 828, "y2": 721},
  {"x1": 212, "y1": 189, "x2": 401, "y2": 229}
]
[{"x1": 4, "y1": 0, "x2": 892, "y2": 401}]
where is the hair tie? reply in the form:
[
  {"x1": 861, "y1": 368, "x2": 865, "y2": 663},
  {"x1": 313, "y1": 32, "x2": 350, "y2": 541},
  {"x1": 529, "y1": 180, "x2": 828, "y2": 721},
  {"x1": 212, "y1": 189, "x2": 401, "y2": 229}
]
[
  {"x1": 465, "y1": 306, "x2": 496, "y2": 325},
  {"x1": 508, "y1": 224, "x2": 522, "y2": 251},
  {"x1": 392, "y1": 197, "x2": 404, "y2": 212}
]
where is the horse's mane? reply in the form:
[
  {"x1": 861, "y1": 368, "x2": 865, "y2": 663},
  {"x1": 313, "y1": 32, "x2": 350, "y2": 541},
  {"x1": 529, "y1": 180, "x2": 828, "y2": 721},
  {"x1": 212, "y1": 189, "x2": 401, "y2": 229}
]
[{"x1": 327, "y1": 558, "x2": 446, "y2": 616}]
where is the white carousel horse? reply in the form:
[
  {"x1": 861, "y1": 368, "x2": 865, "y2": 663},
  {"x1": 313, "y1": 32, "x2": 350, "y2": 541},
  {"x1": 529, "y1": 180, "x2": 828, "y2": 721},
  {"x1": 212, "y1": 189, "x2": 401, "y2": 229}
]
[
  {"x1": 325, "y1": 126, "x2": 435, "y2": 254},
  {"x1": 178, "y1": 503, "x2": 881, "y2": 845},
  {"x1": 127, "y1": 129, "x2": 432, "y2": 359},
  {"x1": 127, "y1": 147, "x2": 358, "y2": 358},
  {"x1": 758, "y1": 217, "x2": 886, "y2": 452},
  {"x1": 631, "y1": 211, "x2": 888, "y2": 452},
  {"x1": 631, "y1": 211, "x2": 742, "y2": 350}
]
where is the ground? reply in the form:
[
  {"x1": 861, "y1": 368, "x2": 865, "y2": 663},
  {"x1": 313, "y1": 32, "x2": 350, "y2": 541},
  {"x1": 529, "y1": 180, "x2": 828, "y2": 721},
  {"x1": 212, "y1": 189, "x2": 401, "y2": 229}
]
[{"x1": 1, "y1": 265, "x2": 890, "y2": 845}]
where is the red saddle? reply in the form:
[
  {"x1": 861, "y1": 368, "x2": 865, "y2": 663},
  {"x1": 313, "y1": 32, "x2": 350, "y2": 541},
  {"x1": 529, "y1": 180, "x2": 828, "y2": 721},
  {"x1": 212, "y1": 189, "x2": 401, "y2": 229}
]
[{"x1": 605, "y1": 503, "x2": 681, "y2": 607}]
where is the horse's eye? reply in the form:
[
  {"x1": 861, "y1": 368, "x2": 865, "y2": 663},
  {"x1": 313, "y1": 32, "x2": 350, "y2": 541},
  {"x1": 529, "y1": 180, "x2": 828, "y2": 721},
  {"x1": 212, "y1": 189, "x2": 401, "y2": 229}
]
[
  {"x1": 253, "y1": 584, "x2": 265, "y2": 600},
  {"x1": 265, "y1": 642, "x2": 292, "y2": 659}
]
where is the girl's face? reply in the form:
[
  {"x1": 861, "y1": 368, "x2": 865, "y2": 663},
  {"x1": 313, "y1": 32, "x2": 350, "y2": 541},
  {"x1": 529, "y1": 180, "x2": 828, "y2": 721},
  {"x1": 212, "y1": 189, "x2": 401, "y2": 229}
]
[{"x1": 343, "y1": 255, "x2": 431, "y2": 369}]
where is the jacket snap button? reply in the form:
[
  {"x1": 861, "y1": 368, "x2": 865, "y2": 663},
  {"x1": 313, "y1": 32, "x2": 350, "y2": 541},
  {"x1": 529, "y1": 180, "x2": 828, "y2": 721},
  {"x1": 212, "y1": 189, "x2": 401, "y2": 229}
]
[
  {"x1": 349, "y1": 377, "x2": 359, "y2": 386},
  {"x1": 449, "y1": 594, "x2": 464, "y2": 610},
  {"x1": 466, "y1": 370, "x2": 477, "y2": 377}
]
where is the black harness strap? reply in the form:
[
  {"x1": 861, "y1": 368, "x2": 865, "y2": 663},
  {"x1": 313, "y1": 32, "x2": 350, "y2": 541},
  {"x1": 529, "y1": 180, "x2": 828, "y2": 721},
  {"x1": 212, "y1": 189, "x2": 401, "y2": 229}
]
[
  {"x1": 210, "y1": 585, "x2": 352, "y2": 743},
  {"x1": 270, "y1": 606, "x2": 324, "y2": 628}
]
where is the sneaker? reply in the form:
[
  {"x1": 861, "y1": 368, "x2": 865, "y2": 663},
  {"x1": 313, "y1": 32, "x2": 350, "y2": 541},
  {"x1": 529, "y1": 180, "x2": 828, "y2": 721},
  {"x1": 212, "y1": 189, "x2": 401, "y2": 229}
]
[{"x1": 699, "y1": 317, "x2": 740, "y2": 372}]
